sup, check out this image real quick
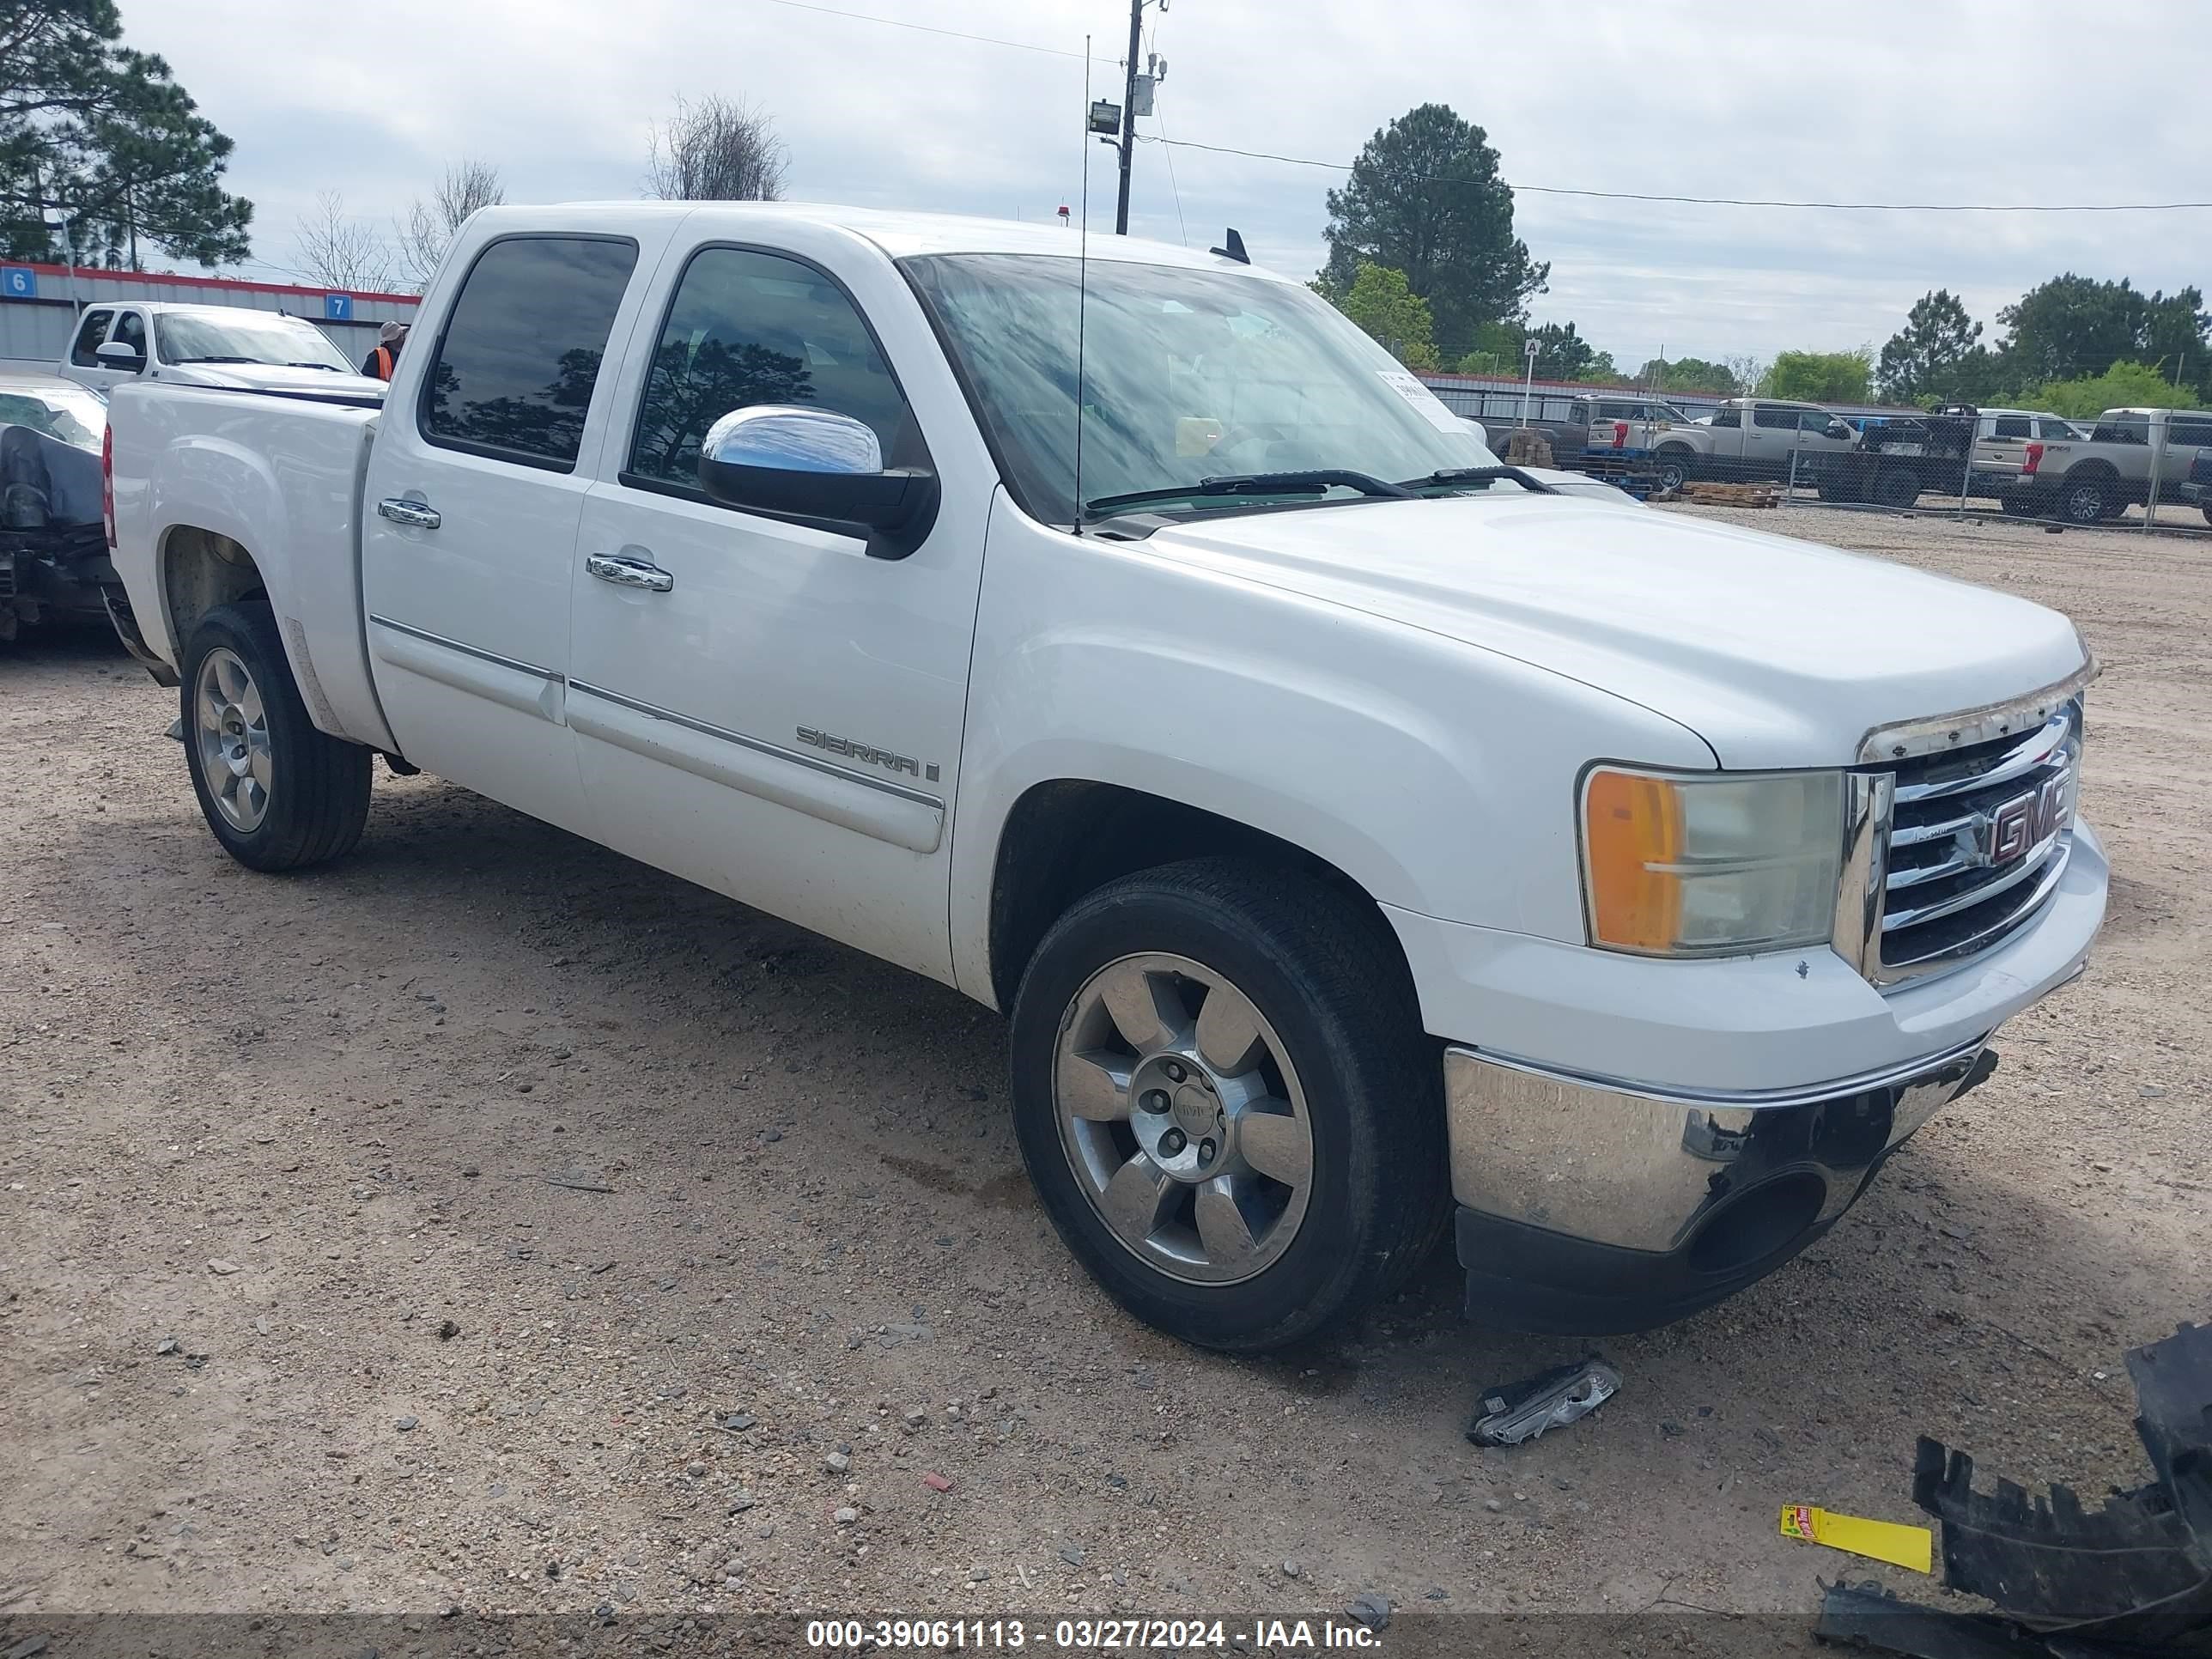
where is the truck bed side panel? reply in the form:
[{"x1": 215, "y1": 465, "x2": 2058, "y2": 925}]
[{"x1": 108, "y1": 384, "x2": 396, "y2": 753}]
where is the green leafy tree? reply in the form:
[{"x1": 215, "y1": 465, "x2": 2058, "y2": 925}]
[
  {"x1": 1997, "y1": 275, "x2": 2209, "y2": 396},
  {"x1": 1877, "y1": 289, "x2": 1984, "y2": 403},
  {"x1": 1453, "y1": 320, "x2": 1525, "y2": 376},
  {"x1": 1320, "y1": 103, "x2": 1548, "y2": 344},
  {"x1": 1331, "y1": 263, "x2": 1437, "y2": 363},
  {"x1": 2026, "y1": 362, "x2": 2202, "y2": 420},
  {"x1": 1637, "y1": 356, "x2": 1739, "y2": 395},
  {"x1": 1763, "y1": 348, "x2": 1874, "y2": 404},
  {"x1": 1, "y1": 0, "x2": 252, "y2": 267}
]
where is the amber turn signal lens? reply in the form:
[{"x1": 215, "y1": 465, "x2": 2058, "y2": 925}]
[{"x1": 1583, "y1": 769, "x2": 1686, "y2": 951}]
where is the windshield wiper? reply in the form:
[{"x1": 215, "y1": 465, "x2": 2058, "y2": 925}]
[
  {"x1": 1395, "y1": 465, "x2": 1559, "y2": 495},
  {"x1": 287, "y1": 361, "x2": 343, "y2": 371},
  {"x1": 1085, "y1": 468, "x2": 1416, "y2": 518},
  {"x1": 173, "y1": 355, "x2": 258, "y2": 365}
]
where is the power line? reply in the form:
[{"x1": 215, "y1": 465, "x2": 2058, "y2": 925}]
[
  {"x1": 1139, "y1": 136, "x2": 2212, "y2": 213},
  {"x1": 752, "y1": 0, "x2": 1104, "y2": 61}
]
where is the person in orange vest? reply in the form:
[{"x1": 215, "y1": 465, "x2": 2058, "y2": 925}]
[{"x1": 362, "y1": 321, "x2": 409, "y2": 381}]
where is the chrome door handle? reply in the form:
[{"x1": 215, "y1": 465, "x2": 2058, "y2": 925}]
[
  {"x1": 376, "y1": 496, "x2": 441, "y2": 530},
  {"x1": 586, "y1": 552, "x2": 674, "y2": 593}
]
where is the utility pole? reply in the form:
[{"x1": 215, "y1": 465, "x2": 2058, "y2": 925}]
[{"x1": 1114, "y1": 0, "x2": 1143, "y2": 234}]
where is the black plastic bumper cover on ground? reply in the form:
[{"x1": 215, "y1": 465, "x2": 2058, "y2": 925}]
[{"x1": 1909, "y1": 1320, "x2": 2212, "y2": 1651}]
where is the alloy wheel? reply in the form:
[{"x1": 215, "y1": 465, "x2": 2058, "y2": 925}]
[
  {"x1": 1052, "y1": 952, "x2": 1316, "y2": 1285},
  {"x1": 194, "y1": 645, "x2": 272, "y2": 832}
]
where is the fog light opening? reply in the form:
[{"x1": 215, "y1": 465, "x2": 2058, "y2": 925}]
[{"x1": 1686, "y1": 1173, "x2": 1826, "y2": 1276}]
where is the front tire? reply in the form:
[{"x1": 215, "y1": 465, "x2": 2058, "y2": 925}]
[
  {"x1": 1009, "y1": 858, "x2": 1449, "y2": 1352},
  {"x1": 181, "y1": 601, "x2": 372, "y2": 872}
]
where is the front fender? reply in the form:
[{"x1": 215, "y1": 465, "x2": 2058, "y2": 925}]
[{"x1": 947, "y1": 495, "x2": 1715, "y2": 1003}]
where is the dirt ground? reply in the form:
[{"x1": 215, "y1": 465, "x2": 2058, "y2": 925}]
[{"x1": 2, "y1": 504, "x2": 2205, "y2": 1632}]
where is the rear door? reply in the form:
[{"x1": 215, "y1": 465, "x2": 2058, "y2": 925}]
[
  {"x1": 563, "y1": 228, "x2": 991, "y2": 981},
  {"x1": 360, "y1": 226, "x2": 658, "y2": 836}
]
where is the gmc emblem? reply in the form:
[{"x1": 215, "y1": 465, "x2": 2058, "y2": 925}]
[{"x1": 1985, "y1": 773, "x2": 2072, "y2": 864}]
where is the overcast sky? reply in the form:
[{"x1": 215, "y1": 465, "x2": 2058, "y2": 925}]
[{"x1": 119, "y1": 0, "x2": 2211, "y2": 368}]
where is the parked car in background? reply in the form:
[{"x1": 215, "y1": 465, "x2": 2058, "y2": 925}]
[
  {"x1": 1522, "y1": 393, "x2": 1697, "y2": 464},
  {"x1": 2178, "y1": 448, "x2": 2212, "y2": 525},
  {"x1": 58, "y1": 301, "x2": 386, "y2": 398},
  {"x1": 1648, "y1": 398, "x2": 1856, "y2": 491},
  {"x1": 0, "y1": 369, "x2": 112, "y2": 641},
  {"x1": 1972, "y1": 406, "x2": 2212, "y2": 524},
  {"x1": 106, "y1": 202, "x2": 2104, "y2": 1352}
]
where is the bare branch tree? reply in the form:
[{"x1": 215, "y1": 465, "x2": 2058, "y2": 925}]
[
  {"x1": 295, "y1": 190, "x2": 393, "y2": 290},
  {"x1": 397, "y1": 158, "x2": 505, "y2": 291},
  {"x1": 644, "y1": 95, "x2": 788, "y2": 202}
]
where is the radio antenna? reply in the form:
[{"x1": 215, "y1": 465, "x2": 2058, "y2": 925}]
[{"x1": 1073, "y1": 33, "x2": 1093, "y2": 536}]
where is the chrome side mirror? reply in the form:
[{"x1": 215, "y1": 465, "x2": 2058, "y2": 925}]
[{"x1": 696, "y1": 405, "x2": 936, "y2": 558}]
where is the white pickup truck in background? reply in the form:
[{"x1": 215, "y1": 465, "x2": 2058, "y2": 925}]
[
  {"x1": 103, "y1": 204, "x2": 2106, "y2": 1351},
  {"x1": 58, "y1": 300, "x2": 386, "y2": 399},
  {"x1": 1648, "y1": 397, "x2": 1857, "y2": 492},
  {"x1": 1971, "y1": 405, "x2": 2212, "y2": 525}
]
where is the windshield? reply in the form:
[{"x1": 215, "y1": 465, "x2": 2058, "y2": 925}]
[
  {"x1": 152, "y1": 310, "x2": 353, "y2": 371},
  {"x1": 0, "y1": 382, "x2": 106, "y2": 450},
  {"x1": 901, "y1": 253, "x2": 1489, "y2": 523}
]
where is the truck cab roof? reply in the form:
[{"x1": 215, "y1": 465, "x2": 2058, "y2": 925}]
[{"x1": 497, "y1": 200, "x2": 1274, "y2": 276}]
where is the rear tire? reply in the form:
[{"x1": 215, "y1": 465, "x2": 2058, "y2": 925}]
[
  {"x1": 1009, "y1": 857, "x2": 1449, "y2": 1352},
  {"x1": 180, "y1": 601, "x2": 372, "y2": 872},
  {"x1": 2057, "y1": 471, "x2": 2116, "y2": 526},
  {"x1": 1871, "y1": 467, "x2": 1920, "y2": 510},
  {"x1": 1653, "y1": 447, "x2": 1693, "y2": 495}
]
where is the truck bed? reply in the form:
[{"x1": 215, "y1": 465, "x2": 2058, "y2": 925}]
[{"x1": 106, "y1": 380, "x2": 396, "y2": 753}]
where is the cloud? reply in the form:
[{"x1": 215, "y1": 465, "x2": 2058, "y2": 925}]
[{"x1": 123, "y1": 0, "x2": 2210, "y2": 359}]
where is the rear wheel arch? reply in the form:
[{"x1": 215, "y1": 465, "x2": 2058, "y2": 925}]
[{"x1": 161, "y1": 525, "x2": 267, "y2": 659}]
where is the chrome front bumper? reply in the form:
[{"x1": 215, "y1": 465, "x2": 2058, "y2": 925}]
[{"x1": 1444, "y1": 1034, "x2": 1999, "y2": 1333}]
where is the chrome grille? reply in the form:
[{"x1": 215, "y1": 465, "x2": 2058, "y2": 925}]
[{"x1": 1872, "y1": 704, "x2": 2080, "y2": 982}]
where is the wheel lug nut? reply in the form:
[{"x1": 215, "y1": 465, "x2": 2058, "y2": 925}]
[
  {"x1": 1140, "y1": 1090, "x2": 1170, "y2": 1114},
  {"x1": 1198, "y1": 1138, "x2": 1217, "y2": 1165},
  {"x1": 1164, "y1": 1061, "x2": 1186, "y2": 1084},
  {"x1": 1160, "y1": 1128, "x2": 1187, "y2": 1158}
]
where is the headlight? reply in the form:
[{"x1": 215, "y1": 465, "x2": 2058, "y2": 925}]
[{"x1": 1580, "y1": 767, "x2": 1844, "y2": 956}]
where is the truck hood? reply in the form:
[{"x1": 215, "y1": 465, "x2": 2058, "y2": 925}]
[
  {"x1": 1139, "y1": 495, "x2": 2089, "y2": 769},
  {"x1": 162, "y1": 362, "x2": 387, "y2": 398}
]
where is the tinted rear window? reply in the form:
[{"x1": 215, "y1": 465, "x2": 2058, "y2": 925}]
[{"x1": 422, "y1": 236, "x2": 639, "y2": 470}]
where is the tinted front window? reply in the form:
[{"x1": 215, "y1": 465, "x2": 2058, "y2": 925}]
[
  {"x1": 424, "y1": 236, "x2": 639, "y2": 469},
  {"x1": 902, "y1": 254, "x2": 1486, "y2": 525},
  {"x1": 70, "y1": 310, "x2": 113, "y2": 367},
  {"x1": 2092, "y1": 415, "x2": 2149, "y2": 444},
  {"x1": 2165, "y1": 417, "x2": 2212, "y2": 447},
  {"x1": 629, "y1": 246, "x2": 915, "y2": 490},
  {"x1": 1710, "y1": 407, "x2": 1740, "y2": 428}
]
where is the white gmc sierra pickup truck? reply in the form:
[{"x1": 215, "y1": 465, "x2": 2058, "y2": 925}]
[{"x1": 103, "y1": 204, "x2": 2108, "y2": 1352}]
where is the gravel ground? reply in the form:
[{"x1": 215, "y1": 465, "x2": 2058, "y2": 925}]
[{"x1": 1, "y1": 505, "x2": 2204, "y2": 1630}]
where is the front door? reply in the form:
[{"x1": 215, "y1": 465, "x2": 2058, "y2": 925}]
[
  {"x1": 63, "y1": 307, "x2": 117, "y2": 393},
  {"x1": 565, "y1": 240, "x2": 987, "y2": 981},
  {"x1": 360, "y1": 230, "x2": 647, "y2": 836}
]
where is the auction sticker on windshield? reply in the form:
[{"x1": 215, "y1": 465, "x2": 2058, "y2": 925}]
[{"x1": 1376, "y1": 368, "x2": 1464, "y2": 434}]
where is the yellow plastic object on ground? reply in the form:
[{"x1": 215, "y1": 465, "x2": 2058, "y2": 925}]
[{"x1": 1781, "y1": 1504, "x2": 1934, "y2": 1573}]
